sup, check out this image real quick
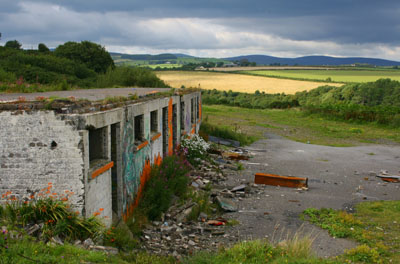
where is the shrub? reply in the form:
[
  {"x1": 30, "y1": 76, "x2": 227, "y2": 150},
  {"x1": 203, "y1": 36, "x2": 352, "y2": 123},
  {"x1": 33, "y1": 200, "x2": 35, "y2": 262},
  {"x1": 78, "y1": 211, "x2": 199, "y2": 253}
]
[{"x1": 180, "y1": 134, "x2": 210, "y2": 166}]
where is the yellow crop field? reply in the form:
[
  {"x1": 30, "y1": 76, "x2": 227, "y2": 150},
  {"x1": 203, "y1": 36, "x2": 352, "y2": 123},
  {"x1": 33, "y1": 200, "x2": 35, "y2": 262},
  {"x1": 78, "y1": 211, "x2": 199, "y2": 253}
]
[{"x1": 156, "y1": 71, "x2": 341, "y2": 94}]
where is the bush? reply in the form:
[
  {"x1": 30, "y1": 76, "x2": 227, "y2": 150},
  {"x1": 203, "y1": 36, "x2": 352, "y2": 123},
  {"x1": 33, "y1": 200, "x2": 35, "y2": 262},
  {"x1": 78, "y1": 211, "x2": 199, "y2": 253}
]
[
  {"x1": 180, "y1": 134, "x2": 210, "y2": 166},
  {"x1": 96, "y1": 67, "x2": 169, "y2": 88}
]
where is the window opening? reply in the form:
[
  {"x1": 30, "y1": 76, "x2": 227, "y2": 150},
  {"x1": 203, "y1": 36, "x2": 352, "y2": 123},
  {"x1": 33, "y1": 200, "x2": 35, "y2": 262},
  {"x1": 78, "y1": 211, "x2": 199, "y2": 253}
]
[
  {"x1": 134, "y1": 114, "x2": 144, "y2": 142},
  {"x1": 150, "y1": 110, "x2": 158, "y2": 133}
]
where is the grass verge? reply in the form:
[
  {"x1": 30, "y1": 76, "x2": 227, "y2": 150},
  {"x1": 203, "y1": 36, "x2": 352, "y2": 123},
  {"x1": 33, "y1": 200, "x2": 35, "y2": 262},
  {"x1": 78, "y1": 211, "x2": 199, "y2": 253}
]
[
  {"x1": 302, "y1": 201, "x2": 400, "y2": 263},
  {"x1": 200, "y1": 119, "x2": 258, "y2": 146},
  {"x1": 203, "y1": 104, "x2": 400, "y2": 146},
  {"x1": 183, "y1": 238, "x2": 330, "y2": 264}
]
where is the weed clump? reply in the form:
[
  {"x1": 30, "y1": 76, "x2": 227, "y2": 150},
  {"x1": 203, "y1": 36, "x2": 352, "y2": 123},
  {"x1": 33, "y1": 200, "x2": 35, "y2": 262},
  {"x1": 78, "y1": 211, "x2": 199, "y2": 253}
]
[
  {"x1": 140, "y1": 154, "x2": 191, "y2": 221},
  {"x1": 0, "y1": 184, "x2": 104, "y2": 242},
  {"x1": 200, "y1": 118, "x2": 257, "y2": 146}
]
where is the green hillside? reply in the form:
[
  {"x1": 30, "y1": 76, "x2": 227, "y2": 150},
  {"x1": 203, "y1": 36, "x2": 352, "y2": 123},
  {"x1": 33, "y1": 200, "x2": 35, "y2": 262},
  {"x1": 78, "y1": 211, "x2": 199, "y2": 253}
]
[{"x1": 0, "y1": 41, "x2": 169, "y2": 93}]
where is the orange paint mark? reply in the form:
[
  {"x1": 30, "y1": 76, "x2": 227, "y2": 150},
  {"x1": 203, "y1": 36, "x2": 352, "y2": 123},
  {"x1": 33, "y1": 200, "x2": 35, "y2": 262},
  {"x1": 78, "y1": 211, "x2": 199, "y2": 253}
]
[
  {"x1": 154, "y1": 153, "x2": 163, "y2": 166},
  {"x1": 199, "y1": 96, "x2": 202, "y2": 120},
  {"x1": 191, "y1": 127, "x2": 196, "y2": 135},
  {"x1": 136, "y1": 140, "x2": 149, "y2": 151},
  {"x1": 151, "y1": 133, "x2": 161, "y2": 141},
  {"x1": 168, "y1": 98, "x2": 173, "y2": 155},
  {"x1": 91, "y1": 161, "x2": 114, "y2": 179}
]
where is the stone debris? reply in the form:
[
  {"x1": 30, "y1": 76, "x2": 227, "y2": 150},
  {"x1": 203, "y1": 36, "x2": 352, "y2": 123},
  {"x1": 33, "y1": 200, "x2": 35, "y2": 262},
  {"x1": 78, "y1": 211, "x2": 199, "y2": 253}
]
[
  {"x1": 215, "y1": 197, "x2": 238, "y2": 212},
  {"x1": 138, "y1": 148, "x2": 251, "y2": 258},
  {"x1": 51, "y1": 235, "x2": 64, "y2": 245},
  {"x1": 88, "y1": 245, "x2": 119, "y2": 255},
  {"x1": 231, "y1": 184, "x2": 246, "y2": 192},
  {"x1": 83, "y1": 238, "x2": 95, "y2": 248}
]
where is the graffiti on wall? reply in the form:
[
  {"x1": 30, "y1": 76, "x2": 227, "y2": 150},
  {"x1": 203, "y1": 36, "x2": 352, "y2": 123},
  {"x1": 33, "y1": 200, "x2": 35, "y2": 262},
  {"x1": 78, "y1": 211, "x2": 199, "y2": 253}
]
[{"x1": 121, "y1": 99, "x2": 175, "y2": 221}]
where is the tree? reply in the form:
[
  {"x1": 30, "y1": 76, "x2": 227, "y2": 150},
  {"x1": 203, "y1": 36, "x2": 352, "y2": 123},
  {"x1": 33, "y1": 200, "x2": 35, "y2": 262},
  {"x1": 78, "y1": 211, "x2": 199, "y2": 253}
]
[
  {"x1": 54, "y1": 41, "x2": 114, "y2": 73},
  {"x1": 38, "y1": 43, "x2": 50, "y2": 53},
  {"x1": 5, "y1": 40, "x2": 22, "y2": 50}
]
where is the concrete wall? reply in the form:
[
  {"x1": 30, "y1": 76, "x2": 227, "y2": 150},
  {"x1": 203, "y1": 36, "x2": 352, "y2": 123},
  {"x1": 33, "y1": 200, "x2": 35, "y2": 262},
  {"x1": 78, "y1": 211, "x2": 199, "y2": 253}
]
[
  {"x1": 0, "y1": 92, "x2": 202, "y2": 226},
  {"x1": 0, "y1": 111, "x2": 85, "y2": 213}
]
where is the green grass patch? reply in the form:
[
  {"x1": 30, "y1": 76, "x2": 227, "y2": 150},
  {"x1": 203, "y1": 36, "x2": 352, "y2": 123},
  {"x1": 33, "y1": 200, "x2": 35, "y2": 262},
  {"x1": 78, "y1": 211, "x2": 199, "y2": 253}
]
[
  {"x1": 203, "y1": 104, "x2": 400, "y2": 146},
  {"x1": 183, "y1": 238, "x2": 329, "y2": 264},
  {"x1": 200, "y1": 118, "x2": 258, "y2": 146},
  {"x1": 0, "y1": 235, "x2": 174, "y2": 264},
  {"x1": 302, "y1": 201, "x2": 400, "y2": 263}
]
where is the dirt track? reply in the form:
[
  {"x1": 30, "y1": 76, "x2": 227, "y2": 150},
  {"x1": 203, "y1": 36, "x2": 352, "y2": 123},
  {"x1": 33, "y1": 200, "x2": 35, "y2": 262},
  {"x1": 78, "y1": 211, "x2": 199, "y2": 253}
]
[{"x1": 223, "y1": 133, "x2": 400, "y2": 257}]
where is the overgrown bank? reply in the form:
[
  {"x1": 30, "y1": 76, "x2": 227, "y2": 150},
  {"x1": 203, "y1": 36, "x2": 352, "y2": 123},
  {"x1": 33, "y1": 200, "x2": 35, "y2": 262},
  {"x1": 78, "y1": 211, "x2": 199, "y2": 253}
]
[
  {"x1": 202, "y1": 78, "x2": 400, "y2": 127},
  {"x1": 0, "y1": 41, "x2": 169, "y2": 93}
]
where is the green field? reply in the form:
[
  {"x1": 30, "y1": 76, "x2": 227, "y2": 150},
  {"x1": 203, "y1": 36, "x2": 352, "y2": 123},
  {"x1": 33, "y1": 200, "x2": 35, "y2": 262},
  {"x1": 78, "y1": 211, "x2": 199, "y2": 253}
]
[
  {"x1": 241, "y1": 69, "x2": 400, "y2": 83},
  {"x1": 112, "y1": 55, "x2": 230, "y2": 68},
  {"x1": 203, "y1": 105, "x2": 400, "y2": 146}
]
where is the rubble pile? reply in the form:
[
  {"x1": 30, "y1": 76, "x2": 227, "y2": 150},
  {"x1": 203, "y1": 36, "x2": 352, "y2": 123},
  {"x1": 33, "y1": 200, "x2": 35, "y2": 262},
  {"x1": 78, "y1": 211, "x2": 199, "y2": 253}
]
[{"x1": 139, "y1": 148, "x2": 253, "y2": 258}]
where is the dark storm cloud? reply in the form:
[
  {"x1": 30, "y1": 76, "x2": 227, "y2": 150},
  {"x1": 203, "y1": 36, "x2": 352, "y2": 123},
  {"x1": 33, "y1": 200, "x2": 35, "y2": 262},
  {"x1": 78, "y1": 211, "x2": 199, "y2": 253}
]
[{"x1": 0, "y1": 0, "x2": 399, "y2": 59}]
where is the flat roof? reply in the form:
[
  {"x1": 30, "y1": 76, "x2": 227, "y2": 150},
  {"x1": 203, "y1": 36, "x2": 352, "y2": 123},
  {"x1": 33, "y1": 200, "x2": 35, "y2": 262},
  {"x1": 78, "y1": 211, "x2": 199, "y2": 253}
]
[{"x1": 0, "y1": 87, "x2": 170, "y2": 103}]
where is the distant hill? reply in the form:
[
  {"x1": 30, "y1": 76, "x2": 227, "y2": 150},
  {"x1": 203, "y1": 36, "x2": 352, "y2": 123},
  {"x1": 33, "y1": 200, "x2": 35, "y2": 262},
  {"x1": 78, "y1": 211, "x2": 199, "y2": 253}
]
[
  {"x1": 110, "y1": 52, "x2": 400, "y2": 67},
  {"x1": 110, "y1": 52, "x2": 178, "y2": 61},
  {"x1": 172, "y1": 53, "x2": 196, "y2": 58},
  {"x1": 225, "y1": 55, "x2": 400, "y2": 66}
]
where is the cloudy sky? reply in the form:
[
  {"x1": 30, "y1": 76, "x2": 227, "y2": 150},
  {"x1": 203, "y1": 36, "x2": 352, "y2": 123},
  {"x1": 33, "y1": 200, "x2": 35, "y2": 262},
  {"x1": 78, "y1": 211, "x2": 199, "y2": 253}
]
[{"x1": 1, "y1": 0, "x2": 400, "y2": 60}]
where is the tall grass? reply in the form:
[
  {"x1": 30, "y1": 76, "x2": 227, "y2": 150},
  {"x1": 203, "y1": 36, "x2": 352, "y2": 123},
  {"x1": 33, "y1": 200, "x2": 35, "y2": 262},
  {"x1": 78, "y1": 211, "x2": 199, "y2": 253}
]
[
  {"x1": 200, "y1": 119, "x2": 258, "y2": 146},
  {"x1": 139, "y1": 154, "x2": 191, "y2": 220}
]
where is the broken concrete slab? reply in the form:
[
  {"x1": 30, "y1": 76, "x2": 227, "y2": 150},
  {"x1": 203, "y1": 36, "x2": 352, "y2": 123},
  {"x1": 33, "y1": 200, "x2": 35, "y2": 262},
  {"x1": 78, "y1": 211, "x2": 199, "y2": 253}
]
[
  {"x1": 231, "y1": 184, "x2": 246, "y2": 192},
  {"x1": 254, "y1": 173, "x2": 308, "y2": 188}
]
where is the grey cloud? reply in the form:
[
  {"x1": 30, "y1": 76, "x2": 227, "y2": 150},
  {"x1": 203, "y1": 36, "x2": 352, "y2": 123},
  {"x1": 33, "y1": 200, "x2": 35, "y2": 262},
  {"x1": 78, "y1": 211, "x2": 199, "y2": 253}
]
[{"x1": 0, "y1": 0, "x2": 399, "y2": 60}]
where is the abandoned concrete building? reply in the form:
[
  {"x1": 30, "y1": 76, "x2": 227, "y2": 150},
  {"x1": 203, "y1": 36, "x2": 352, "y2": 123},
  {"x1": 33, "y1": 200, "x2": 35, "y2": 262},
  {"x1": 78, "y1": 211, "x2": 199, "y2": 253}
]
[{"x1": 0, "y1": 89, "x2": 202, "y2": 226}]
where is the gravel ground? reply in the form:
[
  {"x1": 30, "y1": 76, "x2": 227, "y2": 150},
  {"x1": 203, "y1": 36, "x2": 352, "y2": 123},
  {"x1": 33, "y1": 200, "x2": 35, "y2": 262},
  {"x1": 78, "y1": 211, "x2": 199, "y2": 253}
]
[{"x1": 221, "y1": 132, "x2": 400, "y2": 257}]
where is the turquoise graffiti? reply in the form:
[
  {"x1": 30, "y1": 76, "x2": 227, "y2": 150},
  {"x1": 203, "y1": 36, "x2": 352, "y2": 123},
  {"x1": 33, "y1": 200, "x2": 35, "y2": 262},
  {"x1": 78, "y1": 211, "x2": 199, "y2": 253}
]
[{"x1": 122, "y1": 111, "x2": 155, "y2": 217}]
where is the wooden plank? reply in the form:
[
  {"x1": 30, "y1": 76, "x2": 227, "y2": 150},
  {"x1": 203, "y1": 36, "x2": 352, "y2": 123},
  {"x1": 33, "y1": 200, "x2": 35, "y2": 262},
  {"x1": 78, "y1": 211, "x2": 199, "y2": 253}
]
[{"x1": 254, "y1": 173, "x2": 308, "y2": 188}]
